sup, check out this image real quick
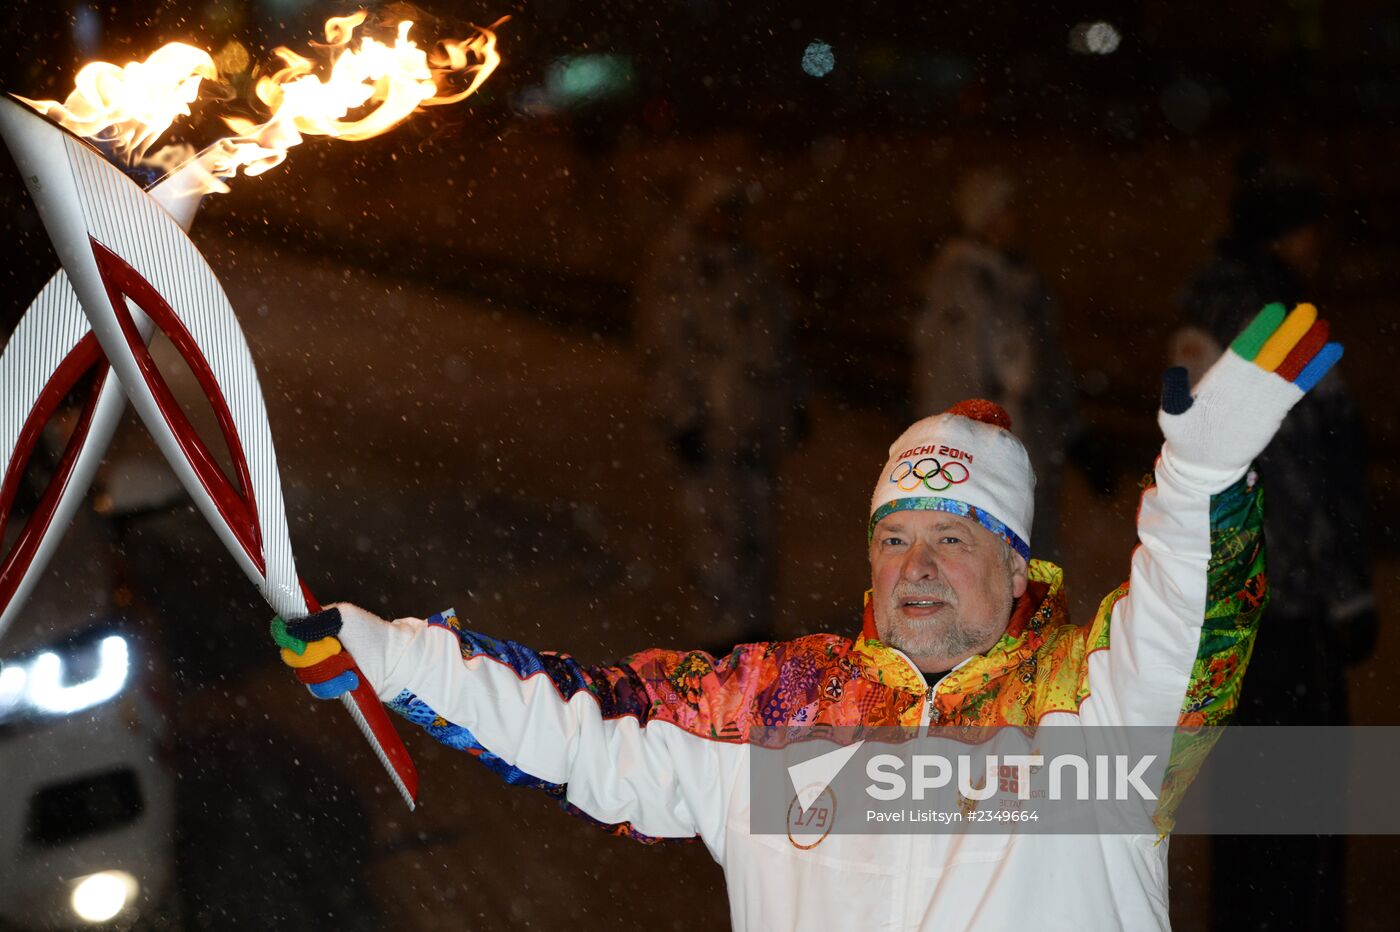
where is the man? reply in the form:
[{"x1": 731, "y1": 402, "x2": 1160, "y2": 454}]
[
  {"x1": 913, "y1": 167, "x2": 1087, "y2": 561},
  {"x1": 276, "y1": 306, "x2": 1339, "y2": 929}
]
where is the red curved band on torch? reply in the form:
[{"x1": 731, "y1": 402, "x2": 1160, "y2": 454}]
[
  {"x1": 0, "y1": 336, "x2": 108, "y2": 616},
  {"x1": 90, "y1": 238, "x2": 418, "y2": 808},
  {"x1": 91, "y1": 239, "x2": 265, "y2": 571}
]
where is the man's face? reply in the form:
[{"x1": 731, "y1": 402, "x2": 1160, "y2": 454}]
[{"x1": 869, "y1": 510, "x2": 1028, "y2": 672}]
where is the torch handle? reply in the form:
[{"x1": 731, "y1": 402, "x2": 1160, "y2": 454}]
[
  {"x1": 340, "y1": 675, "x2": 419, "y2": 809},
  {"x1": 299, "y1": 586, "x2": 419, "y2": 810}
]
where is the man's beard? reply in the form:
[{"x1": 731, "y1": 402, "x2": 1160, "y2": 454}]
[{"x1": 876, "y1": 573, "x2": 1014, "y2": 663}]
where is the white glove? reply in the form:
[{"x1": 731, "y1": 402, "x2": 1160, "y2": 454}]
[
  {"x1": 273, "y1": 602, "x2": 427, "y2": 701},
  {"x1": 331, "y1": 602, "x2": 428, "y2": 700},
  {"x1": 1158, "y1": 302, "x2": 1342, "y2": 489}
]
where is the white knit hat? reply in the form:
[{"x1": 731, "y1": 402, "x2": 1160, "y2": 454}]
[{"x1": 869, "y1": 400, "x2": 1035, "y2": 560}]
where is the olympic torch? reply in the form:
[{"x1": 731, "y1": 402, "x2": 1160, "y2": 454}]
[
  {"x1": 0, "y1": 154, "x2": 209, "y2": 642},
  {"x1": 0, "y1": 13, "x2": 505, "y2": 809}
]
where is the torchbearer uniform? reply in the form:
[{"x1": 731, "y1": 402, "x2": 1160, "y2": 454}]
[{"x1": 280, "y1": 306, "x2": 1342, "y2": 929}]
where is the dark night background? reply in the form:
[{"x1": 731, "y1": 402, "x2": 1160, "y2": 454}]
[{"x1": 1, "y1": 1, "x2": 1399, "y2": 929}]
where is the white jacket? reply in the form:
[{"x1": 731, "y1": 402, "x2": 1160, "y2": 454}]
[{"x1": 340, "y1": 450, "x2": 1264, "y2": 930}]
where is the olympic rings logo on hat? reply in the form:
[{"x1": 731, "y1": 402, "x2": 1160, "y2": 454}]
[{"x1": 889, "y1": 457, "x2": 971, "y2": 493}]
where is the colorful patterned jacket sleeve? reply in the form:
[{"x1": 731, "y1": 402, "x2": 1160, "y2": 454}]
[
  {"x1": 374, "y1": 610, "x2": 761, "y2": 852},
  {"x1": 1074, "y1": 455, "x2": 1265, "y2": 730},
  {"x1": 1151, "y1": 471, "x2": 1267, "y2": 830},
  {"x1": 1069, "y1": 456, "x2": 1266, "y2": 830}
]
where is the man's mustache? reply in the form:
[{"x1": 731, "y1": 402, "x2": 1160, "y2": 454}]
[{"x1": 893, "y1": 582, "x2": 957, "y2": 604}]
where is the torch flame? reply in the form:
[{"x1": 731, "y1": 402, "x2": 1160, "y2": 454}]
[
  {"x1": 18, "y1": 12, "x2": 504, "y2": 195},
  {"x1": 16, "y1": 44, "x2": 217, "y2": 164}
]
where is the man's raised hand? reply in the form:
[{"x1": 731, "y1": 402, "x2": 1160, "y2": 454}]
[{"x1": 1158, "y1": 302, "x2": 1342, "y2": 483}]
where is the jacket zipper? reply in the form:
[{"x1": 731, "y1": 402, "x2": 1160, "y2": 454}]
[
  {"x1": 887, "y1": 644, "x2": 938, "y2": 727},
  {"x1": 885, "y1": 644, "x2": 942, "y2": 929}
]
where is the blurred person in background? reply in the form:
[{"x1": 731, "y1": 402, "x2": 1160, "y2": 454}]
[
  {"x1": 1176, "y1": 153, "x2": 1375, "y2": 931},
  {"x1": 634, "y1": 176, "x2": 808, "y2": 646},
  {"x1": 913, "y1": 167, "x2": 1104, "y2": 564}
]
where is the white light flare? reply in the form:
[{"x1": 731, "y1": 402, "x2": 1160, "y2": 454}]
[
  {"x1": 0, "y1": 662, "x2": 27, "y2": 716},
  {"x1": 25, "y1": 635, "x2": 130, "y2": 715},
  {"x1": 70, "y1": 870, "x2": 138, "y2": 924},
  {"x1": 1069, "y1": 21, "x2": 1122, "y2": 55}
]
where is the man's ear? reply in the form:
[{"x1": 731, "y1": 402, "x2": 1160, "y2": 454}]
[{"x1": 1012, "y1": 555, "x2": 1029, "y2": 599}]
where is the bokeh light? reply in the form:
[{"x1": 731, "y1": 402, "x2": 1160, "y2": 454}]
[{"x1": 802, "y1": 41, "x2": 835, "y2": 77}]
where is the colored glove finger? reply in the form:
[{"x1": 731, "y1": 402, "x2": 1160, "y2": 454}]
[
  {"x1": 1160, "y1": 366, "x2": 1194, "y2": 415},
  {"x1": 307, "y1": 670, "x2": 360, "y2": 700},
  {"x1": 1254, "y1": 303, "x2": 1318, "y2": 371},
  {"x1": 1229, "y1": 302, "x2": 1287, "y2": 361},
  {"x1": 270, "y1": 616, "x2": 307, "y2": 655},
  {"x1": 280, "y1": 636, "x2": 341, "y2": 669},
  {"x1": 284, "y1": 607, "x2": 343, "y2": 644},
  {"x1": 1275, "y1": 319, "x2": 1330, "y2": 382},
  {"x1": 1293, "y1": 342, "x2": 1344, "y2": 393},
  {"x1": 295, "y1": 649, "x2": 357, "y2": 685},
  {"x1": 1159, "y1": 299, "x2": 1344, "y2": 484}
]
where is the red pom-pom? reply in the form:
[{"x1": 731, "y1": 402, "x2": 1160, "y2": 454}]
[{"x1": 945, "y1": 399, "x2": 1012, "y2": 430}]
